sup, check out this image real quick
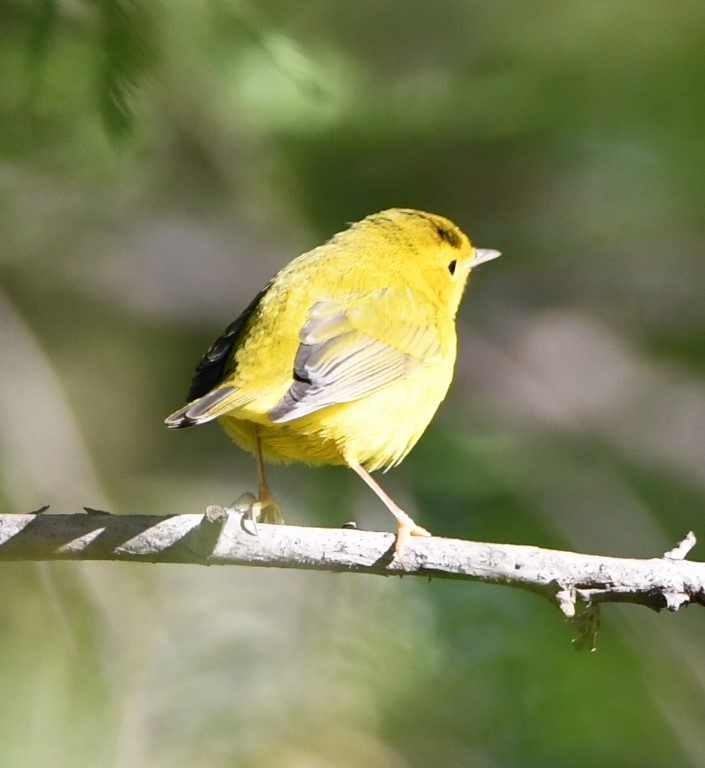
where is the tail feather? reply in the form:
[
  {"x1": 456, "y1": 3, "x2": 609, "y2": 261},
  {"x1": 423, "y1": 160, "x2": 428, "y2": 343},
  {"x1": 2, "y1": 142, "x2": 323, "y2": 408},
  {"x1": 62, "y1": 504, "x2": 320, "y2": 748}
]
[{"x1": 165, "y1": 386, "x2": 237, "y2": 429}]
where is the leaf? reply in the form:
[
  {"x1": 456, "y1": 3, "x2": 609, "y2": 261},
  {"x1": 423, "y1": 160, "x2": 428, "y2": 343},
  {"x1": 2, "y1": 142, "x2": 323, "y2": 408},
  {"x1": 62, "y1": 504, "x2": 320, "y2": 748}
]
[
  {"x1": 570, "y1": 603, "x2": 601, "y2": 653},
  {"x1": 96, "y1": 0, "x2": 158, "y2": 140}
]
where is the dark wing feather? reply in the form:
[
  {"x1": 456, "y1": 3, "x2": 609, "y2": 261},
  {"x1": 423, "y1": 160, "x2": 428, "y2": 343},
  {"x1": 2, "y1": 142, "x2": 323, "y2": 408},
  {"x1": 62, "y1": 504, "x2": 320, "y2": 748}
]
[
  {"x1": 186, "y1": 283, "x2": 269, "y2": 401},
  {"x1": 164, "y1": 386, "x2": 237, "y2": 428}
]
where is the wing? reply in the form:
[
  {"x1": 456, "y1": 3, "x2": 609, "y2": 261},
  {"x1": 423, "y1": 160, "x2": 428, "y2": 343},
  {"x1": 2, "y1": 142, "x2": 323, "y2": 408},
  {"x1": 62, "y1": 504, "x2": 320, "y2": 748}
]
[
  {"x1": 268, "y1": 291, "x2": 441, "y2": 424},
  {"x1": 187, "y1": 283, "x2": 270, "y2": 401},
  {"x1": 165, "y1": 284, "x2": 270, "y2": 428}
]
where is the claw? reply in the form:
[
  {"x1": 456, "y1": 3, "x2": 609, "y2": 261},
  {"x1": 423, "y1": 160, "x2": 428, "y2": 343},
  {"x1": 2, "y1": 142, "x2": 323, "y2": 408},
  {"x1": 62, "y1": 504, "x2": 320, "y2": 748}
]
[
  {"x1": 233, "y1": 492, "x2": 258, "y2": 534},
  {"x1": 232, "y1": 490, "x2": 284, "y2": 534}
]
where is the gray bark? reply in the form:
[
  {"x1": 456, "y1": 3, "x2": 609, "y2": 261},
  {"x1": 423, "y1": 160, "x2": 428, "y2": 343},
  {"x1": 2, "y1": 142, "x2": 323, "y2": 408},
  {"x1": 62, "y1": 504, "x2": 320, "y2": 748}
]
[{"x1": 1, "y1": 510, "x2": 702, "y2": 625}]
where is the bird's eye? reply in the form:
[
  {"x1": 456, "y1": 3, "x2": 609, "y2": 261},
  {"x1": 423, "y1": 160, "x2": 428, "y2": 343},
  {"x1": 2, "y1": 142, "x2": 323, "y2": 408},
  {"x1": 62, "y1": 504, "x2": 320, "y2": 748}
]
[{"x1": 448, "y1": 260, "x2": 457, "y2": 275}]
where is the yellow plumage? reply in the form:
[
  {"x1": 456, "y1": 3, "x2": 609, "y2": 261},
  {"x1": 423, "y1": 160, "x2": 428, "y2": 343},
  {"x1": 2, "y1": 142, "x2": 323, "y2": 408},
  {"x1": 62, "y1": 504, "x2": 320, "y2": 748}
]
[{"x1": 166, "y1": 208, "x2": 499, "y2": 542}]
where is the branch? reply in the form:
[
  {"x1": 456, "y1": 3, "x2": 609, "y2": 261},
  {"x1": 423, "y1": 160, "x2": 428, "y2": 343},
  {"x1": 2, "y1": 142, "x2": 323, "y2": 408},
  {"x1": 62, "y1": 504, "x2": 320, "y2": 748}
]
[{"x1": 1, "y1": 511, "x2": 703, "y2": 623}]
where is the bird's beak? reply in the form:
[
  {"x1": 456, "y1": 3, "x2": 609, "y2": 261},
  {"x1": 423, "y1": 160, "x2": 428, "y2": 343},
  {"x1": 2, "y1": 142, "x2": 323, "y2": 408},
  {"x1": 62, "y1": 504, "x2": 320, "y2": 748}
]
[{"x1": 469, "y1": 248, "x2": 501, "y2": 268}]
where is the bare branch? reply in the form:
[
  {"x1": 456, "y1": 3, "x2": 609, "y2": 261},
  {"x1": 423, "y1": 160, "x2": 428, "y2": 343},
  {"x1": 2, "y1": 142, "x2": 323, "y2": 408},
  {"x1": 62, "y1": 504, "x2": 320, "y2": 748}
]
[{"x1": 1, "y1": 511, "x2": 703, "y2": 618}]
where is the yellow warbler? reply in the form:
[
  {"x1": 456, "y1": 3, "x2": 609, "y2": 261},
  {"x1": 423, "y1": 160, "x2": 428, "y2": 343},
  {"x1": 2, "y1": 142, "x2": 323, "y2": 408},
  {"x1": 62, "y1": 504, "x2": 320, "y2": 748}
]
[{"x1": 165, "y1": 208, "x2": 499, "y2": 545}]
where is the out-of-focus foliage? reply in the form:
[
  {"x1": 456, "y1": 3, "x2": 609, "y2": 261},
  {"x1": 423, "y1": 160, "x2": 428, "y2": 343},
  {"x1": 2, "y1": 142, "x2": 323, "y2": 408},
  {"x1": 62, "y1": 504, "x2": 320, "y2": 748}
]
[{"x1": 2, "y1": 1, "x2": 705, "y2": 766}]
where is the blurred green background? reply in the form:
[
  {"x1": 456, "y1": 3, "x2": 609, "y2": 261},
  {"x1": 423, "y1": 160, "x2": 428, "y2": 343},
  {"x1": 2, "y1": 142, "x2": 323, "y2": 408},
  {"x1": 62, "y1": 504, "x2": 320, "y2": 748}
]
[{"x1": 2, "y1": 1, "x2": 705, "y2": 766}]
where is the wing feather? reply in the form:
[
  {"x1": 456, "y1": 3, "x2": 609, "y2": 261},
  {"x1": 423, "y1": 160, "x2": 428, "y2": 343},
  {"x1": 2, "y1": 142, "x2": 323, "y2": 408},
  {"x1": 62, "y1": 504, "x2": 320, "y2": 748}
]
[{"x1": 269, "y1": 292, "x2": 440, "y2": 423}]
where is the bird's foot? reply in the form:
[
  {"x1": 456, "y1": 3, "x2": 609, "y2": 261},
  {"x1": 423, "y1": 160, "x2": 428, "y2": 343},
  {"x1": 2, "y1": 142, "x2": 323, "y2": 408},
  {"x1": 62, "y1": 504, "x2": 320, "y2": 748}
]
[
  {"x1": 394, "y1": 510, "x2": 431, "y2": 554},
  {"x1": 253, "y1": 496, "x2": 284, "y2": 525},
  {"x1": 233, "y1": 491, "x2": 285, "y2": 534}
]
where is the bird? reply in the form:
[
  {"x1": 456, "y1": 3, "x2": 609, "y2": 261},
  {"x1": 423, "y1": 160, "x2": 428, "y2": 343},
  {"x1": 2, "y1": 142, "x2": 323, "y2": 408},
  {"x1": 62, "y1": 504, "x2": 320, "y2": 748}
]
[{"x1": 165, "y1": 208, "x2": 500, "y2": 548}]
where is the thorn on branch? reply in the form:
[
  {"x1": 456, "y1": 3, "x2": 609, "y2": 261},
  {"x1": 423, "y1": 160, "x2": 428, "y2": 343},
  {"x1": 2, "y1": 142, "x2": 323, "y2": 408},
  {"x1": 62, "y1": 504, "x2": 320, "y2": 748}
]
[
  {"x1": 29, "y1": 505, "x2": 50, "y2": 515},
  {"x1": 83, "y1": 506, "x2": 112, "y2": 516},
  {"x1": 663, "y1": 531, "x2": 697, "y2": 561}
]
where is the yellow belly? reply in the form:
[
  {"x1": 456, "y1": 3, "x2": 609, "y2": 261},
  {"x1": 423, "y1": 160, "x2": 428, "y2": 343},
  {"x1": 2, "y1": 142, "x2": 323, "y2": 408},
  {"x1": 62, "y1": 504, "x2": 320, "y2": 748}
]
[{"x1": 219, "y1": 362, "x2": 452, "y2": 472}]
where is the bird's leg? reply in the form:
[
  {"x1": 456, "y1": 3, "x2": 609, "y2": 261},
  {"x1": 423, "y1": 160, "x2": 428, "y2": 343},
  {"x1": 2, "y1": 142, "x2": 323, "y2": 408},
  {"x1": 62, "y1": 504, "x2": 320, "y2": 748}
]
[
  {"x1": 347, "y1": 459, "x2": 431, "y2": 552},
  {"x1": 250, "y1": 424, "x2": 284, "y2": 525}
]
